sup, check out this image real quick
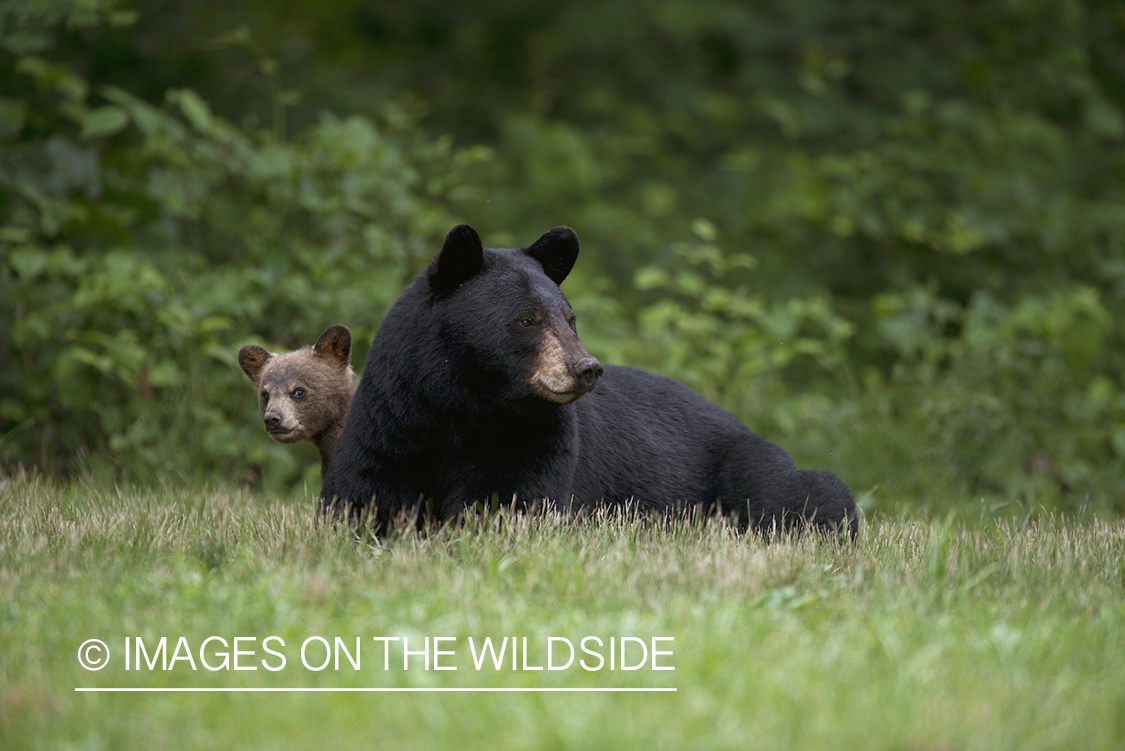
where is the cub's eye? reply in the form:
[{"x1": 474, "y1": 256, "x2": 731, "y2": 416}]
[
  {"x1": 292, "y1": 388, "x2": 306, "y2": 399},
  {"x1": 520, "y1": 318, "x2": 535, "y2": 328},
  {"x1": 259, "y1": 390, "x2": 268, "y2": 402}
]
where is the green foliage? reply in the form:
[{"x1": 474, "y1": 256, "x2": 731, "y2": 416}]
[
  {"x1": 630, "y1": 218, "x2": 854, "y2": 410},
  {"x1": 3, "y1": 0, "x2": 1125, "y2": 512},
  {"x1": 206, "y1": 0, "x2": 1125, "y2": 512},
  {"x1": 867, "y1": 285, "x2": 1124, "y2": 506},
  {"x1": 0, "y1": 1, "x2": 477, "y2": 488}
]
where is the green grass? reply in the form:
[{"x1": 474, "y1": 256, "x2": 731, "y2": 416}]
[{"x1": 2, "y1": 471, "x2": 1123, "y2": 750}]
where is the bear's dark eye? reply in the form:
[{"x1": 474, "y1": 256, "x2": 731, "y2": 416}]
[
  {"x1": 292, "y1": 388, "x2": 306, "y2": 399},
  {"x1": 260, "y1": 390, "x2": 268, "y2": 403},
  {"x1": 520, "y1": 318, "x2": 535, "y2": 328}
]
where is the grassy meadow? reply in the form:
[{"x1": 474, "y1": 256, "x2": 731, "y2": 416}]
[{"x1": 1, "y1": 471, "x2": 1123, "y2": 750}]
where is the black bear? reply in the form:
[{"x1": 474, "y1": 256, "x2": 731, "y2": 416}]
[
  {"x1": 321, "y1": 225, "x2": 857, "y2": 536},
  {"x1": 238, "y1": 324, "x2": 356, "y2": 478}
]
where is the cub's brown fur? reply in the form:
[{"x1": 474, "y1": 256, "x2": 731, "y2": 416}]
[{"x1": 238, "y1": 325, "x2": 356, "y2": 477}]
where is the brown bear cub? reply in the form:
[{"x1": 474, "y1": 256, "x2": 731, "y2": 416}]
[{"x1": 238, "y1": 324, "x2": 356, "y2": 478}]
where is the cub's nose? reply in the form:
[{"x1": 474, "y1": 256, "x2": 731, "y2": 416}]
[
  {"x1": 264, "y1": 412, "x2": 283, "y2": 430},
  {"x1": 572, "y1": 357, "x2": 603, "y2": 391}
]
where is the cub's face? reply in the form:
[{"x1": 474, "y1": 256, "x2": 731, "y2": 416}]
[
  {"x1": 249, "y1": 357, "x2": 318, "y2": 443},
  {"x1": 238, "y1": 325, "x2": 355, "y2": 444}
]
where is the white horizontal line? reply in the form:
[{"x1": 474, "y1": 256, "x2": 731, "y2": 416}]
[{"x1": 75, "y1": 687, "x2": 676, "y2": 693}]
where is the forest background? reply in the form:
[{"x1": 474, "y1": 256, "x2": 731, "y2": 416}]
[{"x1": 3, "y1": 0, "x2": 1125, "y2": 518}]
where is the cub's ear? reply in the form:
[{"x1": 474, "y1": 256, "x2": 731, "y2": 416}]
[
  {"x1": 428, "y1": 224, "x2": 484, "y2": 297},
  {"x1": 526, "y1": 226, "x2": 579, "y2": 286},
  {"x1": 313, "y1": 324, "x2": 352, "y2": 369},
  {"x1": 238, "y1": 345, "x2": 273, "y2": 384}
]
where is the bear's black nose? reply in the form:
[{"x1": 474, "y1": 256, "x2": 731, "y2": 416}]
[
  {"x1": 264, "y1": 412, "x2": 283, "y2": 429},
  {"x1": 573, "y1": 357, "x2": 603, "y2": 391}
]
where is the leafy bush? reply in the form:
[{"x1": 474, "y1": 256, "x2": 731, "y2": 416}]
[
  {"x1": 862, "y1": 284, "x2": 1125, "y2": 511},
  {"x1": 4, "y1": 0, "x2": 1125, "y2": 515},
  {"x1": 0, "y1": 1, "x2": 479, "y2": 489}
]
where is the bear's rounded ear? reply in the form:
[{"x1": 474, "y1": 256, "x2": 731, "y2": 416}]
[
  {"x1": 526, "y1": 226, "x2": 579, "y2": 286},
  {"x1": 429, "y1": 224, "x2": 484, "y2": 297},
  {"x1": 314, "y1": 324, "x2": 352, "y2": 369},
  {"x1": 238, "y1": 345, "x2": 273, "y2": 384}
]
